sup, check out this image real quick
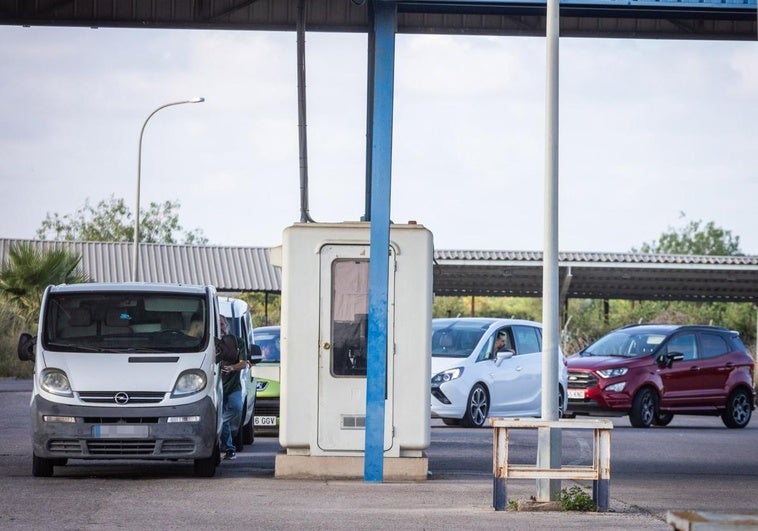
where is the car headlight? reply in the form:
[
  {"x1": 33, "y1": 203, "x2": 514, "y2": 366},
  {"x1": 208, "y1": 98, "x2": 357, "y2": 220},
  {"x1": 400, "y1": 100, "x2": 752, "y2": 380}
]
[
  {"x1": 171, "y1": 369, "x2": 207, "y2": 398},
  {"x1": 597, "y1": 367, "x2": 628, "y2": 379},
  {"x1": 431, "y1": 367, "x2": 464, "y2": 385},
  {"x1": 39, "y1": 368, "x2": 73, "y2": 397}
]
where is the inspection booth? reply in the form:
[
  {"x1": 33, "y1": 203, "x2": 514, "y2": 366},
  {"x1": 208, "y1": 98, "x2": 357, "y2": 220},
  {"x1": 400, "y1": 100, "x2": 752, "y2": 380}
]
[{"x1": 272, "y1": 222, "x2": 433, "y2": 480}]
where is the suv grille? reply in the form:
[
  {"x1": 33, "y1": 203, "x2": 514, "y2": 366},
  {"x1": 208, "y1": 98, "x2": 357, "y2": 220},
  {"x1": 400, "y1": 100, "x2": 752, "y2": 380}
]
[{"x1": 568, "y1": 370, "x2": 598, "y2": 389}]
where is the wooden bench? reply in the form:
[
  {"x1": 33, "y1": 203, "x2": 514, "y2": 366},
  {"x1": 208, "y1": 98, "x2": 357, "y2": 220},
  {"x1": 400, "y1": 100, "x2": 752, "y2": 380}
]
[{"x1": 490, "y1": 417, "x2": 613, "y2": 511}]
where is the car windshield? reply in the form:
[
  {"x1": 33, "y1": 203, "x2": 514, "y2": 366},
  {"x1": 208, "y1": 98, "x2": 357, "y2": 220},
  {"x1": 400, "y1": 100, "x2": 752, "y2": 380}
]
[
  {"x1": 42, "y1": 292, "x2": 208, "y2": 353},
  {"x1": 583, "y1": 330, "x2": 666, "y2": 358},
  {"x1": 256, "y1": 330, "x2": 281, "y2": 362},
  {"x1": 432, "y1": 320, "x2": 489, "y2": 358}
]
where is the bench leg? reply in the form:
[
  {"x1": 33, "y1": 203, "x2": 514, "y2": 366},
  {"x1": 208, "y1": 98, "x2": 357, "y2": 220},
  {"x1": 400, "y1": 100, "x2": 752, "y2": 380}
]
[
  {"x1": 493, "y1": 476, "x2": 507, "y2": 511},
  {"x1": 593, "y1": 479, "x2": 610, "y2": 512}
]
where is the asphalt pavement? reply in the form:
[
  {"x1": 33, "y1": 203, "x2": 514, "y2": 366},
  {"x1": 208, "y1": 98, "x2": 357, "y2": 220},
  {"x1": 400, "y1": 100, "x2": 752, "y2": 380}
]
[{"x1": 3, "y1": 377, "x2": 754, "y2": 530}]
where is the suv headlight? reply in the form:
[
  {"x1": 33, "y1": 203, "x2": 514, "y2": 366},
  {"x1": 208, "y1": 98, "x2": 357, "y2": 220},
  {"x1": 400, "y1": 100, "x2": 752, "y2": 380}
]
[
  {"x1": 39, "y1": 368, "x2": 73, "y2": 397},
  {"x1": 171, "y1": 369, "x2": 207, "y2": 398},
  {"x1": 431, "y1": 367, "x2": 464, "y2": 386},
  {"x1": 597, "y1": 367, "x2": 628, "y2": 379}
]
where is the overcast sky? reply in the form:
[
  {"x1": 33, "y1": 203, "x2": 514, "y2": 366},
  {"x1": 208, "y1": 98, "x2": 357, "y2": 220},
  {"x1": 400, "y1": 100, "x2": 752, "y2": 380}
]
[{"x1": 1, "y1": 25, "x2": 756, "y2": 254}]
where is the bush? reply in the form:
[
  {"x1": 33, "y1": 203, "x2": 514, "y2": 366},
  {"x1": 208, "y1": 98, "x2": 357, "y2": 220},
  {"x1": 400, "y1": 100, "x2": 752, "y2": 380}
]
[{"x1": 0, "y1": 300, "x2": 34, "y2": 379}]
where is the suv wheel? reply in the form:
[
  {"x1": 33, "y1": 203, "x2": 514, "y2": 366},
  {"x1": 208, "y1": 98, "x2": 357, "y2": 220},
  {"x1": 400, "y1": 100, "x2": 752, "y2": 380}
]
[
  {"x1": 721, "y1": 388, "x2": 752, "y2": 429},
  {"x1": 629, "y1": 388, "x2": 657, "y2": 428},
  {"x1": 462, "y1": 384, "x2": 489, "y2": 428},
  {"x1": 653, "y1": 412, "x2": 674, "y2": 427}
]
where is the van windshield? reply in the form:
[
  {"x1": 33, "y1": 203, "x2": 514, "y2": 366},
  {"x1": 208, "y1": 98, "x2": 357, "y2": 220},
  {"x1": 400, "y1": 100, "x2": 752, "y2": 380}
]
[{"x1": 42, "y1": 292, "x2": 208, "y2": 353}]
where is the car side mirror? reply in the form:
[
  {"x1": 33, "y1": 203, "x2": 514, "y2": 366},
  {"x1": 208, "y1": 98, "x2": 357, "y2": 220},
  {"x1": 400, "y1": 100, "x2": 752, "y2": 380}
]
[
  {"x1": 17, "y1": 333, "x2": 35, "y2": 362},
  {"x1": 495, "y1": 349, "x2": 515, "y2": 366},
  {"x1": 215, "y1": 334, "x2": 240, "y2": 363},
  {"x1": 248, "y1": 344, "x2": 262, "y2": 365},
  {"x1": 662, "y1": 352, "x2": 684, "y2": 368}
]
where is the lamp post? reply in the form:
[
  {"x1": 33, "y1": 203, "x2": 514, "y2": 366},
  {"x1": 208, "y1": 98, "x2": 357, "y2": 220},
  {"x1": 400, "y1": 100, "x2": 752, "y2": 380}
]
[{"x1": 132, "y1": 97, "x2": 204, "y2": 282}]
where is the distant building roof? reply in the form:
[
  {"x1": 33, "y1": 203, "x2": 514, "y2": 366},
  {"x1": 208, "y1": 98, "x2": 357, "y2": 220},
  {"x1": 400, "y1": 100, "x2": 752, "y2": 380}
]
[
  {"x1": 2, "y1": 238, "x2": 757, "y2": 302},
  {"x1": 0, "y1": 239, "x2": 280, "y2": 293}
]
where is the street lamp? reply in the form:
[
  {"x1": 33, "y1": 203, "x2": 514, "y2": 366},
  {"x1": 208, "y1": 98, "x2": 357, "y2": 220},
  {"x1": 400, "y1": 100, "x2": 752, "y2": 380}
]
[{"x1": 132, "y1": 97, "x2": 204, "y2": 282}]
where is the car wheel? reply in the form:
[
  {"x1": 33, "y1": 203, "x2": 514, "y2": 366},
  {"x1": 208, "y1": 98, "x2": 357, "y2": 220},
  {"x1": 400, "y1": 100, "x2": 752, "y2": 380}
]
[
  {"x1": 32, "y1": 453, "x2": 54, "y2": 477},
  {"x1": 721, "y1": 388, "x2": 752, "y2": 429},
  {"x1": 462, "y1": 383, "x2": 489, "y2": 428},
  {"x1": 441, "y1": 418, "x2": 461, "y2": 426},
  {"x1": 629, "y1": 388, "x2": 657, "y2": 428},
  {"x1": 194, "y1": 442, "x2": 219, "y2": 477},
  {"x1": 653, "y1": 412, "x2": 674, "y2": 426},
  {"x1": 558, "y1": 386, "x2": 566, "y2": 419}
]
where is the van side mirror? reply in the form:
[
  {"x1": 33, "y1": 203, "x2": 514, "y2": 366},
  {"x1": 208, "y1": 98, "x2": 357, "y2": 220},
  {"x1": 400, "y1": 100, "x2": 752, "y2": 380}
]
[
  {"x1": 17, "y1": 333, "x2": 35, "y2": 362},
  {"x1": 248, "y1": 344, "x2": 262, "y2": 365},
  {"x1": 215, "y1": 334, "x2": 240, "y2": 363}
]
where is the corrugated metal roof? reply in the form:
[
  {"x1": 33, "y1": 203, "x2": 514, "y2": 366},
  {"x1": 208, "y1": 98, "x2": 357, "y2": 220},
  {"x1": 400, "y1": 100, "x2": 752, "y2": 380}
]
[
  {"x1": 0, "y1": 239, "x2": 281, "y2": 293},
  {"x1": 433, "y1": 249, "x2": 758, "y2": 301},
  {"x1": 2, "y1": 239, "x2": 757, "y2": 302},
  {"x1": 0, "y1": 0, "x2": 755, "y2": 40}
]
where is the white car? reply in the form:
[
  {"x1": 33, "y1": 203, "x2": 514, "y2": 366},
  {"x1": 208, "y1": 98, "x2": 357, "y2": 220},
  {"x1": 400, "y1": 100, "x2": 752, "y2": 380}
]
[{"x1": 430, "y1": 318, "x2": 568, "y2": 428}]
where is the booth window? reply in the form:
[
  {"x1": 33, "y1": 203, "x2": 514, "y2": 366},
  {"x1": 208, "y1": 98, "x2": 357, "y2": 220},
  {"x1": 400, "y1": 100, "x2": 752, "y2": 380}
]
[{"x1": 331, "y1": 259, "x2": 369, "y2": 377}]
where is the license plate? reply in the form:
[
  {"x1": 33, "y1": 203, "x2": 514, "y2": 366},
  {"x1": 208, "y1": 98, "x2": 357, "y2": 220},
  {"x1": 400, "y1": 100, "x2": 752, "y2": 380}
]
[
  {"x1": 254, "y1": 416, "x2": 277, "y2": 426},
  {"x1": 92, "y1": 425, "x2": 149, "y2": 438},
  {"x1": 568, "y1": 389, "x2": 586, "y2": 400}
]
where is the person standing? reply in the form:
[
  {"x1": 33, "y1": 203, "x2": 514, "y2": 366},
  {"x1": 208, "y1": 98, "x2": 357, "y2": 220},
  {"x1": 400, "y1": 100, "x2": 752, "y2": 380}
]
[{"x1": 219, "y1": 316, "x2": 246, "y2": 460}]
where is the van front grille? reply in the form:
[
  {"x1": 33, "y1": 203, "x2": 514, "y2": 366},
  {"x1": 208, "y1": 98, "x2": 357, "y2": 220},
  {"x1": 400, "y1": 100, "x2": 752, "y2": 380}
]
[{"x1": 77, "y1": 391, "x2": 166, "y2": 404}]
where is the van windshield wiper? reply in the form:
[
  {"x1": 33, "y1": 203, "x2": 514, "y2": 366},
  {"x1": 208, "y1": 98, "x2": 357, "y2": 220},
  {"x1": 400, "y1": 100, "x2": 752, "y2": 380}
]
[{"x1": 46, "y1": 342, "x2": 106, "y2": 352}]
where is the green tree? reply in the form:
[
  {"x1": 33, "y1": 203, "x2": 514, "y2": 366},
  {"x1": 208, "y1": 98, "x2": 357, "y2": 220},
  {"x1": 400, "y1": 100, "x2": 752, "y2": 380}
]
[
  {"x1": 239, "y1": 292, "x2": 281, "y2": 328},
  {"x1": 36, "y1": 195, "x2": 208, "y2": 245},
  {"x1": 0, "y1": 244, "x2": 89, "y2": 326},
  {"x1": 564, "y1": 217, "x2": 755, "y2": 354},
  {"x1": 634, "y1": 214, "x2": 742, "y2": 256}
]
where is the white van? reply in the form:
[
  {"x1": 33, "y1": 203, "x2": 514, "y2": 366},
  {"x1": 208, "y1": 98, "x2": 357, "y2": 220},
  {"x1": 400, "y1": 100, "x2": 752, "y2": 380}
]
[
  {"x1": 17, "y1": 282, "x2": 239, "y2": 477},
  {"x1": 218, "y1": 297, "x2": 259, "y2": 450}
]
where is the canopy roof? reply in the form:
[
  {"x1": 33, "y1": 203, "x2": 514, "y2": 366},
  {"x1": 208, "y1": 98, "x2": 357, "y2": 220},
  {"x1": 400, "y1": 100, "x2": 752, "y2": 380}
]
[{"x1": 2, "y1": 239, "x2": 757, "y2": 302}]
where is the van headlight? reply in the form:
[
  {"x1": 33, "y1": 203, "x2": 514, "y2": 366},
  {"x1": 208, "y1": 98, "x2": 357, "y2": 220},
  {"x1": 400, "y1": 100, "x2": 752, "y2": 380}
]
[
  {"x1": 597, "y1": 367, "x2": 628, "y2": 379},
  {"x1": 39, "y1": 368, "x2": 73, "y2": 397},
  {"x1": 431, "y1": 367, "x2": 464, "y2": 386},
  {"x1": 171, "y1": 369, "x2": 207, "y2": 398}
]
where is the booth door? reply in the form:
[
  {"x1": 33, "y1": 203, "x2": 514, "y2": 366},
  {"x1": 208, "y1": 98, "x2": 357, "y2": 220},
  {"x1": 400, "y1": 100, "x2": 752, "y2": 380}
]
[{"x1": 317, "y1": 244, "x2": 395, "y2": 452}]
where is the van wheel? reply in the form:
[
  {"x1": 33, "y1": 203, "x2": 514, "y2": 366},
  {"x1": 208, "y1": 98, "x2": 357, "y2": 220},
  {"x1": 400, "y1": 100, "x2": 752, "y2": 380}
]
[
  {"x1": 32, "y1": 453, "x2": 54, "y2": 477},
  {"x1": 653, "y1": 412, "x2": 674, "y2": 426},
  {"x1": 629, "y1": 388, "x2": 657, "y2": 428},
  {"x1": 194, "y1": 443, "x2": 219, "y2": 477},
  {"x1": 462, "y1": 384, "x2": 489, "y2": 428},
  {"x1": 721, "y1": 388, "x2": 752, "y2": 429}
]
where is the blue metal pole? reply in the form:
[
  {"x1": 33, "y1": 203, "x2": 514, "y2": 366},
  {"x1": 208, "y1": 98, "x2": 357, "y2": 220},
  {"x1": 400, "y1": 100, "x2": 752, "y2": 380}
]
[{"x1": 364, "y1": 0, "x2": 396, "y2": 483}]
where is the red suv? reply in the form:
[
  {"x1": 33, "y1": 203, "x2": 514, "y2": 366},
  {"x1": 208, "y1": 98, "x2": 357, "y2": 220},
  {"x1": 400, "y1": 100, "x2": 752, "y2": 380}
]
[{"x1": 566, "y1": 324, "x2": 755, "y2": 428}]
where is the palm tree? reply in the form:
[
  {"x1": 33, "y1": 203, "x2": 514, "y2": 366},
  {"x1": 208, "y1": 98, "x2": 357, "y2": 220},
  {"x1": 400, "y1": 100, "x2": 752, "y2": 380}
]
[{"x1": 0, "y1": 244, "x2": 89, "y2": 327}]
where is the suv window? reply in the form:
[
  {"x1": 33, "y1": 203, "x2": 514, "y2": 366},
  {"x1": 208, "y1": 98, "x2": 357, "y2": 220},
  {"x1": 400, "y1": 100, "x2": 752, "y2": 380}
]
[
  {"x1": 700, "y1": 332, "x2": 730, "y2": 359},
  {"x1": 665, "y1": 332, "x2": 698, "y2": 361},
  {"x1": 513, "y1": 325, "x2": 541, "y2": 355}
]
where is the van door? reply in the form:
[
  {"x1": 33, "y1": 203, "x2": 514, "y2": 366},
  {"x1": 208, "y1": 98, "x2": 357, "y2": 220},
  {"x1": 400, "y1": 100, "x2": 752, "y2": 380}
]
[{"x1": 317, "y1": 244, "x2": 395, "y2": 452}]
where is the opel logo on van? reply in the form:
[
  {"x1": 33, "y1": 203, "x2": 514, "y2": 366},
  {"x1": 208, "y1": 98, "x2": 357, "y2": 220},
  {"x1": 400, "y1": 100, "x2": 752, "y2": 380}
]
[{"x1": 114, "y1": 392, "x2": 130, "y2": 405}]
